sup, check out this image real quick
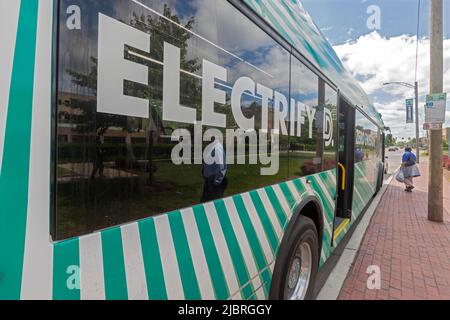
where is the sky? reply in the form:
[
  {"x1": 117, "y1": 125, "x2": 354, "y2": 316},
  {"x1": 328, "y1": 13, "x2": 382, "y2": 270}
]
[{"x1": 302, "y1": 0, "x2": 450, "y2": 140}]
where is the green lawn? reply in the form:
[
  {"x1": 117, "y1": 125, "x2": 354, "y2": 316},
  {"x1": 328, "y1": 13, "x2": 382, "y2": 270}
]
[{"x1": 56, "y1": 152, "x2": 335, "y2": 239}]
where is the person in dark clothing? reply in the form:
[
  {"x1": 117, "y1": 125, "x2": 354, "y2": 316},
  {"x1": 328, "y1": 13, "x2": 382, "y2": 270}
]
[
  {"x1": 355, "y1": 147, "x2": 364, "y2": 163},
  {"x1": 401, "y1": 147, "x2": 420, "y2": 192},
  {"x1": 91, "y1": 135, "x2": 105, "y2": 179},
  {"x1": 201, "y1": 138, "x2": 228, "y2": 203}
]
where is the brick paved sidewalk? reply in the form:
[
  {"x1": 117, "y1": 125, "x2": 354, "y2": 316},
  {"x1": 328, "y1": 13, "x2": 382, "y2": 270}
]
[{"x1": 338, "y1": 161, "x2": 450, "y2": 300}]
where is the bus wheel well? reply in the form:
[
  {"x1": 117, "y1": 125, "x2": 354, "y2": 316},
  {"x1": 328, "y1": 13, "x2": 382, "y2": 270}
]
[{"x1": 298, "y1": 201, "x2": 323, "y2": 254}]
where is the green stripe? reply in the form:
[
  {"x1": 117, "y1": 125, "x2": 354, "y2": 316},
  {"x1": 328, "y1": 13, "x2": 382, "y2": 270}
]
[
  {"x1": 101, "y1": 228, "x2": 128, "y2": 300},
  {"x1": 138, "y1": 219, "x2": 167, "y2": 300},
  {"x1": 233, "y1": 195, "x2": 271, "y2": 296},
  {"x1": 309, "y1": 176, "x2": 334, "y2": 214},
  {"x1": 52, "y1": 239, "x2": 80, "y2": 300},
  {"x1": 264, "y1": 187, "x2": 288, "y2": 228},
  {"x1": 168, "y1": 212, "x2": 202, "y2": 300},
  {"x1": 292, "y1": 178, "x2": 307, "y2": 195},
  {"x1": 308, "y1": 177, "x2": 333, "y2": 248},
  {"x1": 192, "y1": 205, "x2": 229, "y2": 299},
  {"x1": 0, "y1": 0, "x2": 39, "y2": 299},
  {"x1": 278, "y1": 182, "x2": 296, "y2": 208},
  {"x1": 214, "y1": 200, "x2": 255, "y2": 299},
  {"x1": 252, "y1": 0, "x2": 296, "y2": 45},
  {"x1": 249, "y1": 191, "x2": 279, "y2": 255},
  {"x1": 354, "y1": 166, "x2": 369, "y2": 198},
  {"x1": 320, "y1": 171, "x2": 336, "y2": 196}
]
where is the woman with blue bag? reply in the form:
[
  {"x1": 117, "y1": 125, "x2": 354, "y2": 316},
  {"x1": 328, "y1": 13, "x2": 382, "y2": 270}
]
[{"x1": 401, "y1": 147, "x2": 421, "y2": 192}]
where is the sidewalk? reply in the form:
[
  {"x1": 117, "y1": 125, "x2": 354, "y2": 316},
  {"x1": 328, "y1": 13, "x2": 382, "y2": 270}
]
[{"x1": 338, "y1": 161, "x2": 450, "y2": 300}]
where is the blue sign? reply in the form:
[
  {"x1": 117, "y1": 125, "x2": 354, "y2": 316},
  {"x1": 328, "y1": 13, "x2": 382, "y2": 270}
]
[{"x1": 406, "y1": 99, "x2": 414, "y2": 123}]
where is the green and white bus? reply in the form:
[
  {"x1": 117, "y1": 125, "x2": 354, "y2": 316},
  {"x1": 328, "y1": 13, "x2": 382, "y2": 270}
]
[{"x1": 0, "y1": 0, "x2": 385, "y2": 300}]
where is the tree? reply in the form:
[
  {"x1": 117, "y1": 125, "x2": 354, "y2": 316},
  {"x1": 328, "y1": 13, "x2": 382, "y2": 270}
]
[
  {"x1": 385, "y1": 134, "x2": 397, "y2": 147},
  {"x1": 65, "y1": 6, "x2": 201, "y2": 185}
]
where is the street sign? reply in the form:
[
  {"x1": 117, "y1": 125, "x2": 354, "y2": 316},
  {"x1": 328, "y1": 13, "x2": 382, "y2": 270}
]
[
  {"x1": 423, "y1": 122, "x2": 442, "y2": 130},
  {"x1": 425, "y1": 93, "x2": 447, "y2": 124},
  {"x1": 406, "y1": 98, "x2": 414, "y2": 123}
]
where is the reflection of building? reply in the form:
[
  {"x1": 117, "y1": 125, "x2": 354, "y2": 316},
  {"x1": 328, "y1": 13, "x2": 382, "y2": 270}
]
[{"x1": 57, "y1": 92, "x2": 149, "y2": 144}]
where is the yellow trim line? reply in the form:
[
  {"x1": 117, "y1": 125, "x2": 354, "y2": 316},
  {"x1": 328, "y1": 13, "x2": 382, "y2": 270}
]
[
  {"x1": 337, "y1": 163, "x2": 346, "y2": 190},
  {"x1": 333, "y1": 219, "x2": 350, "y2": 241}
]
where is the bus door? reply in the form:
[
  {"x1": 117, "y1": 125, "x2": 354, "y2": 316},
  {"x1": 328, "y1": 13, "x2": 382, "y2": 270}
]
[{"x1": 333, "y1": 98, "x2": 355, "y2": 243}]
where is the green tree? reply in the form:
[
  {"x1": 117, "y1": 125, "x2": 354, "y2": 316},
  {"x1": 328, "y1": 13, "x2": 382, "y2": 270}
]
[{"x1": 65, "y1": 6, "x2": 201, "y2": 185}]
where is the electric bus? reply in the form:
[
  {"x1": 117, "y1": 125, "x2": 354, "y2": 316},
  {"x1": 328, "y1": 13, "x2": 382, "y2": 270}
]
[{"x1": 0, "y1": 0, "x2": 385, "y2": 300}]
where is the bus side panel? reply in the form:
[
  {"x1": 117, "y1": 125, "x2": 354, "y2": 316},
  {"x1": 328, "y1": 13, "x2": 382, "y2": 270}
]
[
  {"x1": 46, "y1": 169, "x2": 336, "y2": 300},
  {"x1": 0, "y1": 0, "x2": 348, "y2": 301},
  {"x1": 0, "y1": 0, "x2": 44, "y2": 300}
]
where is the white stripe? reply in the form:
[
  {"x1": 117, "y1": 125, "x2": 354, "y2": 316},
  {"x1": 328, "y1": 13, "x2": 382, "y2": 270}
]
[
  {"x1": 321, "y1": 250, "x2": 327, "y2": 263},
  {"x1": 315, "y1": 176, "x2": 335, "y2": 209},
  {"x1": 223, "y1": 198, "x2": 265, "y2": 300},
  {"x1": 327, "y1": 170, "x2": 337, "y2": 185},
  {"x1": 264, "y1": 1, "x2": 305, "y2": 49},
  {"x1": 20, "y1": 0, "x2": 54, "y2": 300},
  {"x1": 79, "y1": 233, "x2": 106, "y2": 300},
  {"x1": 300, "y1": 177, "x2": 315, "y2": 196},
  {"x1": 286, "y1": 181, "x2": 302, "y2": 201},
  {"x1": 181, "y1": 208, "x2": 215, "y2": 299},
  {"x1": 300, "y1": 178, "x2": 332, "y2": 237},
  {"x1": 0, "y1": 0, "x2": 20, "y2": 173},
  {"x1": 240, "y1": 193, "x2": 273, "y2": 264},
  {"x1": 154, "y1": 215, "x2": 184, "y2": 300},
  {"x1": 257, "y1": 189, "x2": 283, "y2": 238},
  {"x1": 253, "y1": 284, "x2": 266, "y2": 300},
  {"x1": 121, "y1": 223, "x2": 148, "y2": 300},
  {"x1": 354, "y1": 183, "x2": 365, "y2": 204},
  {"x1": 271, "y1": 185, "x2": 292, "y2": 218},
  {"x1": 203, "y1": 202, "x2": 241, "y2": 299},
  {"x1": 356, "y1": 163, "x2": 375, "y2": 194}
]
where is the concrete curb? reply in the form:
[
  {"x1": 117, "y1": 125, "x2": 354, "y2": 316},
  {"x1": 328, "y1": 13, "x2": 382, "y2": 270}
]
[{"x1": 316, "y1": 167, "x2": 399, "y2": 300}]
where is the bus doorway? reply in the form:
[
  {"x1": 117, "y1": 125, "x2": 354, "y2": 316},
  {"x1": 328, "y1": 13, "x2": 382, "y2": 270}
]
[{"x1": 333, "y1": 98, "x2": 355, "y2": 242}]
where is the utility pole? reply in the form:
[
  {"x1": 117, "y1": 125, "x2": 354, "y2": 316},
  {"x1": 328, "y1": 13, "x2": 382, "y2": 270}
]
[
  {"x1": 383, "y1": 81, "x2": 420, "y2": 163},
  {"x1": 414, "y1": 81, "x2": 420, "y2": 163},
  {"x1": 428, "y1": 0, "x2": 444, "y2": 222}
]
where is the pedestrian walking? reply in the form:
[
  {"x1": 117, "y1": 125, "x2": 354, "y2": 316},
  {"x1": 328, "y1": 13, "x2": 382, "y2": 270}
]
[
  {"x1": 401, "y1": 147, "x2": 420, "y2": 192},
  {"x1": 201, "y1": 137, "x2": 228, "y2": 203}
]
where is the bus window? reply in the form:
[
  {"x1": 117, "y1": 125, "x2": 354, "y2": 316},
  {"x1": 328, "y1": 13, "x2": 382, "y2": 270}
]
[
  {"x1": 289, "y1": 59, "x2": 337, "y2": 177},
  {"x1": 54, "y1": 0, "x2": 291, "y2": 240},
  {"x1": 323, "y1": 85, "x2": 338, "y2": 171}
]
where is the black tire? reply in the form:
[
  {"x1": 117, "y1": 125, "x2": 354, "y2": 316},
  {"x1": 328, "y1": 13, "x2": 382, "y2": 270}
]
[{"x1": 269, "y1": 216, "x2": 319, "y2": 300}]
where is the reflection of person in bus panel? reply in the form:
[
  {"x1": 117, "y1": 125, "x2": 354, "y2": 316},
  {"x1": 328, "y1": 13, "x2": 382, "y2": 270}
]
[
  {"x1": 355, "y1": 147, "x2": 364, "y2": 163},
  {"x1": 201, "y1": 137, "x2": 228, "y2": 203},
  {"x1": 91, "y1": 133, "x2": 105, "y2": 179}
]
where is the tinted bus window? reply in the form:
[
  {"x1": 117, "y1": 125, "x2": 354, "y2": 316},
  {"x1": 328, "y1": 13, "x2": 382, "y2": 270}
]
[
  {"x1": 355, "y1": 111, "x2": 379, "y2": 162},
  {"x1": 323, "y1": 85, "x2": 338, "y2": 171},
  {"x1": 55, "y1": 0, "x2": 292, "y2": 239},
  {"x1": 289, "y1": 59, "x2": 337, "y2": 177}
]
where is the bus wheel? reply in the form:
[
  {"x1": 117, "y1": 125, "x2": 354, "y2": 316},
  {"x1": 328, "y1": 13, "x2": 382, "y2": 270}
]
[{"x1": 271, "y1": 216, "x2": 319, "y2": 300}]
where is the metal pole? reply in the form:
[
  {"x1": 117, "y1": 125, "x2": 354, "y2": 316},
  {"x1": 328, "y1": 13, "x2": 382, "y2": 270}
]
[
  {"x1": 428, "y1": 0, "x2": 443, "y2": 222},
  {"x1": 415, "y1": 81, "x2": 420, "y2": 163}
]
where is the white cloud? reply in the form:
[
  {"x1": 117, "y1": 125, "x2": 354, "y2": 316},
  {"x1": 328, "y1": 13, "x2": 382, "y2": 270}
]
[{"x1": 333, "y1": 32, "x2": 450, "y2": 138}]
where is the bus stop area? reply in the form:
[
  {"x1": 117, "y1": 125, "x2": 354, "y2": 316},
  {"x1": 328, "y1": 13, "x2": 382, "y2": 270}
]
[{"x1": 326, "y1": 160, "x2": 450, "y2": 300}]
